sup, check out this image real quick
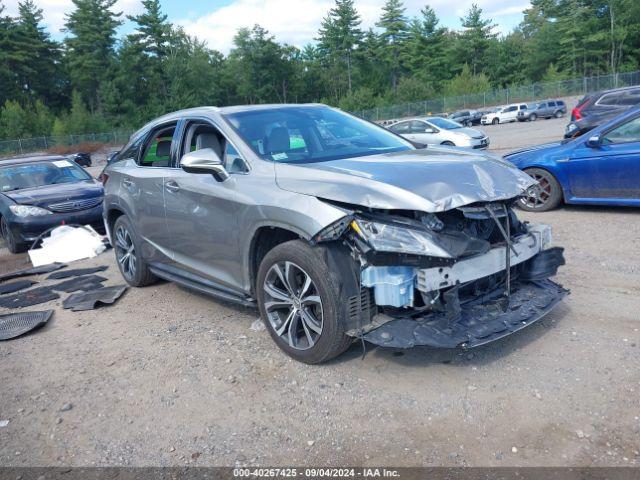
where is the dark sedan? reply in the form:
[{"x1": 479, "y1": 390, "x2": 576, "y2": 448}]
[{"x1": 0, "y1": 155, "x2": 104, "y2": 253}]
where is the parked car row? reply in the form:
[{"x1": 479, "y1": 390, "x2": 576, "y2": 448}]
[
  {"x1": 388, "y1": 117, "x2": 489, "y2": 149},
  {"x1": 517, "y1": 100, "x2": 567, "y2": 121}
]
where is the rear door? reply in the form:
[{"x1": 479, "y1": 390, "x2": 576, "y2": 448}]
[
  {"x1": 567, "y1": 114, "x2": 640, "y2": 199},
  {"x1": 117, "y1": 122, "x2": 179, "y2": 262}
]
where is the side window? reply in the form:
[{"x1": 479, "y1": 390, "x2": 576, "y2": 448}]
[
  {"x1": 519, "y1": 104, "x2": 527, "y2": 110},
  {"x1": 182, "y1": 120, "x2": 248, "y2": 173},
  {"x1": 548, "y1": 101, "x2": 556, "y2": 107},
  {"x1": 390, "y1": 122, "x2": 410, "y2": 134},
  {"x1": 410, "y1": 121, "x2": 428, "y2": 133},
  {"x1": 598, "y1": 93, "x2": 621, "y2": 106},
  {"x1": 617, "y1": 92, "x2": 640, "y2": 106},
  {"x1": 557, "y1": 100, "x2": 565, "y2": 106},
  {"x1": 506, "y1": 106, "x2": 517, "y2": 112},
  {"x1": 117, "y1": 135, "x2": 144, "y2": 163},
  {"x1": 602, "y1": 117, "x2": 640, "y2": 144},
  {"x1": 139, "y1": 123, "x2": 177, "y2": 167}
]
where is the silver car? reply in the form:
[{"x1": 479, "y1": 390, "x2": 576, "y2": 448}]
[
  {"x1": 389, "y1": 117, "x2": 489, "y2": 149},
  {"x1": 102, "y1": 104, "x2": 567, "y2": 364}
]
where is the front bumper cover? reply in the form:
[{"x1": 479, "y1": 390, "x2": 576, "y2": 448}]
[{"x1": 362, "y1": 279, "x2": 568, "y2": 349}]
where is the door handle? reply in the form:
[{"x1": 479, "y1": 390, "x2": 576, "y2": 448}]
[{"x1": 165, "y1": 181, "x2": 180, "y2": 192}]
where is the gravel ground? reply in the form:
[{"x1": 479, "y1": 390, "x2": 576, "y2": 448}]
[{"x1": 0, "y1": 117, "x2": 639, "y2": 468}]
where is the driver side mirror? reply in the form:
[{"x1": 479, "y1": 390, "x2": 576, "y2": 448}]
[
  {"x1": 586, "y1": 135, "x2": 601, "y2": 148},
  {"x1": 181, "y1": 148, "x2": 229, "y2": 182}
]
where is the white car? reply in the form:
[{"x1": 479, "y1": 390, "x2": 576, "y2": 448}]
[
  {"x1": 388, "y1": 117, "x2": 489, "y2": 149},
  {"x1": 481, "y1": 104, "x2": 528, "y2": 125}
]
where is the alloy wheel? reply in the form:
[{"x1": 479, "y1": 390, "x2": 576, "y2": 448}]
[
  {"x1": 520, "y1": 172, "x2": 553, "y2": 209},
  {"x1": 115, "y1": 225, "x2": 137, "y2": 280},
  {"x1": 263, "y1": 261, "x2": 323, "y2": 351}
]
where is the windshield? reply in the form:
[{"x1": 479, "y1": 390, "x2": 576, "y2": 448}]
[
  {"x1": 426, "y1": 117, "x2": 463, "y2": 130},
  {"x1": 0, "y1": 160, "x2": 91, "y2": 193},
  {"x1": 224, "y1": 106, "x2": 413, "y2": 164}
]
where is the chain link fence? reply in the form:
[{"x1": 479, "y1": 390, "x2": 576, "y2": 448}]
[
  {"x1": 354, "y1": 70, "x2": 640, "y2": 122},
  {"x1": 0, "y1": 131, "x2": 132, "y2": 158}
]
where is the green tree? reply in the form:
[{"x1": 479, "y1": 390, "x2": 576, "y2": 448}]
[
  {"x1": 317, "y1": 0, "x2": 362, "y2": 93},
  {"x1": 64, "y1": 0, "x2": 123, "y2": 111},
  {"x1": 444, "y1": 64, "x2": 491, "y2": 96},
  {"x1": 0, "y1": 100, "x2": 29, "y2": 139},
  {"x1": 376, "y1": 0, "x2": 408, "y2": 92},
  {"x1": 401, "y1": 6, "x2": 451, "y2": 88},
  {"x1": 456, "y1": 4, "x2": 498, "y2": 75}
]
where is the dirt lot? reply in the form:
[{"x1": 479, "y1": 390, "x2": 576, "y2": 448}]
[{"x1": 1, "y1": 118, "x2": 639, "y2": 467}]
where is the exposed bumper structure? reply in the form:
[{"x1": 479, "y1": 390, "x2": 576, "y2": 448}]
[
  {"x1": 363, "y1": 279, "x2": 568, "y2": 349},
  {"x1": 417, "y1": 224, "x2": 551, "y2": 293}
]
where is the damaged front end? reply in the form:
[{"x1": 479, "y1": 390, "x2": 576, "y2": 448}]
[{"x1": 314, "y1": 200, "x2": 568, "y2": 350}]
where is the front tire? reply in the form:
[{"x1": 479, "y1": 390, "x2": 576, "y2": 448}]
[
  {"x1": 517, "y1": 168, "x2": 563, "y2": 212},
  {"x1": 441, "y1": 141, "x2": 455, "y2": 146},
  {"x1": 492, "y1": 118, "x2": 499, "y2": 125},
  {"x1": 1, "y1": 217, "x2": 26, "y2": 254},
  {"x1": 530, "y1": 113, "x2": 537, "y2": 121},
  {"x1": 256, "y1": 240, "x2": 352, "y2": 364},
  {"x1": 112, "y1": 215, "x2": 157, "y2": 287}
]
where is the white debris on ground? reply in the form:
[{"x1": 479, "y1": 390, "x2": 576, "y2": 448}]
[
  {"x1": 28, "y1": 225, "x2": 107, "y2": 267},
  {"x1": 0, "y1": 420, "x2": 9, "y2": 427},
  {"x1": 250, "y1": 318, "x2": 266, "y2": 332}
]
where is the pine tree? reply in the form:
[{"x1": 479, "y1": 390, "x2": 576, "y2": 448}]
[
  {"x1": 317, "y1": 0, "x2": 362, "y2": 93},
  {"x1": 376, "y1": 0, "x2": 408, "y2": 93},
  {"x1": 127, "y1": 0, "x2": 170, "y2": 59},
  {"x1": 14, "y1": 1, "x2": 61, "y2": 104},
  {"x1": 457, "y1": 4, "x2": 498, "y2": 75},
  {"x1": 64, "y1": 0, "x2": 122, "y2": 111}
]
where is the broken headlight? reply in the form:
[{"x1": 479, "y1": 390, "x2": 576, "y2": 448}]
[{"x1": 351, "y1": 218, "x2": 453, "y2": 258}]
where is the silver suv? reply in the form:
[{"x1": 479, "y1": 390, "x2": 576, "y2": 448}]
[{"x1": 102, "y1": 104, "x2": 567, "y2": 363}]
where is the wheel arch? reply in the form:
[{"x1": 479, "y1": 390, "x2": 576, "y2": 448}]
[
  {"x1": 247, "y1": 225, "x2": 305, "y2": 296},
  {"x1": 522, "y1": 166, "x2": 568, "y2": 202}
]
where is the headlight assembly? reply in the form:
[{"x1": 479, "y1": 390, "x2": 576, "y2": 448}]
[
  {"x1": 351, "y1": 218, "x2": 453, "y2": 258},
  {"x1": 9, "y1": 205, "x2": 52, "y2": 217}
]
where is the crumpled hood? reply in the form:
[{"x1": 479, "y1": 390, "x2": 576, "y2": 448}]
[
  {"x1": 275, "y1": 148, "x2": 536, "y2": 212},
  {"x1": 3, "y1": 181, "x2": 103, "y2": 207}
]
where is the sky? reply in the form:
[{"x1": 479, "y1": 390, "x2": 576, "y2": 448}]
[{"x1": 3, "y1": 0, "x2": 530, "y2": 54}]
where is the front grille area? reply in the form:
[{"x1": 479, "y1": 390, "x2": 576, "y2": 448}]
[{"x1": 47, "y1": 197, "x2": 102, "y2": 213}]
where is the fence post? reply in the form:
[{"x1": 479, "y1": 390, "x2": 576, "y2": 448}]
[
  {"x1": 506, "y1": 88, "x2": 509, "y2": 104},
  {"x1": 18, "y1": 139, "x2": 23, "y2": 154},
  {"x1": 43, "y1": 136, "x2": 48, "y2": 149}
]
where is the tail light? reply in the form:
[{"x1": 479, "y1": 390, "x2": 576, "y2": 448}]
[
  {"x1": 99, "y1": 172, "x2": 109, "y2": 185},
  {"x1": 571, "y1": 107, "x2": 583, "y2": 120}
]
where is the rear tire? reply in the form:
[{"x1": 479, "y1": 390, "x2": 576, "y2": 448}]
[
  {"x1": 517, "y1": 168, "x2": 563, "y2": 212},
  {"x1": 554, "y1": 110, "x2": 563, "y2": 118},
  {"x1": 256, "y1": 240, "x2": 352, "y2": 364},
  {"x1": 112, "y1": 215, "x2": 157, "y2": 287},
  {"x1": 1, "y1": 217, "x2": 26, "y2": 254}
]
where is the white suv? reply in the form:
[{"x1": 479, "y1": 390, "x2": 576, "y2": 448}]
[{"x1": 481, "y1": 104, "x2": 528, "y2": 125}]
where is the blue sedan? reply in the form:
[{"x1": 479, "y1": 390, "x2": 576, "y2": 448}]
[{"x1": 505, "y1": 107, "x2": 640, "y2": 211}]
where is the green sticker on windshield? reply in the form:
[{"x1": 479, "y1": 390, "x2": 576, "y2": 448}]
[{"x1": 272, "y1": 153, "x2": 288, "y2": 161}]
